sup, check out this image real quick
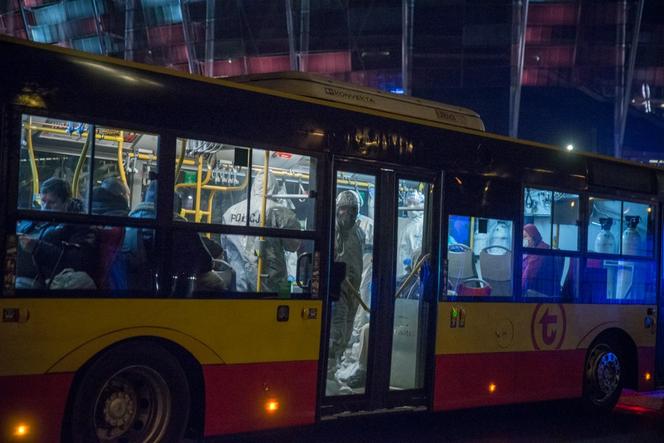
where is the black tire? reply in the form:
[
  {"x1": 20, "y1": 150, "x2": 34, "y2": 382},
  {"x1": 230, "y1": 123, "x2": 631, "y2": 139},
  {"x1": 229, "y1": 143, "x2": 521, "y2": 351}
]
[
  {"x1": 582, "y1": 340, "x2": 624, "y2": 412},
  {"x1": 69, "y1": 341, "x2": 190, "y2": 443}
]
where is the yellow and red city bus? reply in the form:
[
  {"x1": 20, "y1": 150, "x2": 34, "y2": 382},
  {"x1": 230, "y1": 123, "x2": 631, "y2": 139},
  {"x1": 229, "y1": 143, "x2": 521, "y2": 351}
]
[{"x1": 0, "y1": 36, "x2": 661, "y2": 443}]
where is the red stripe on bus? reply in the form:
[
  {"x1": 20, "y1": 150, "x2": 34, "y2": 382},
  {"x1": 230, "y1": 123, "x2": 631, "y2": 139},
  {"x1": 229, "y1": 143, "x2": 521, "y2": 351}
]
[
  {"x1": 638, "y1": 347, "x2": 656, "y2": 391},
  {"x1": 433, "y1": 350, "x2": 586, "y2": 410},
  {"x1": 0, "y1": 372, "x2": 74, "y2": 443},
  {"x1": 203, "y1": 360, "x2": 318, "y2": 436}
]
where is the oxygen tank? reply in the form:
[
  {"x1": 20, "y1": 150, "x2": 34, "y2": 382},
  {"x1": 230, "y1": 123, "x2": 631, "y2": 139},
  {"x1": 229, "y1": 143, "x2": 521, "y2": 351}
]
[
  {"x1": 622, "y1": 216, "x2": 641, "y2": 256},
  {"x1": 594, "y1": 217, "x2": 616, "y2": 254}
]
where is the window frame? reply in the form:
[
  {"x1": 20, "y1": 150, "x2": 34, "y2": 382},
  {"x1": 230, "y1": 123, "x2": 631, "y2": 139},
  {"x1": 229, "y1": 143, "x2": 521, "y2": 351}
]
[
  {"x1": 168, "y1": 132, "x2": 326, "y2": 299},
  {"x1": 522, "y1": 186, "x2": 581, "y2": 253},
  {"x1": 585, "y1": 193, "x2": 657, "y2": 260},
  {"x1": 3, "y1": 108, "x2": 326, "y2": 299},
  {"x1": 520, "y1": 184, "x2": 585, "y2": 302}
]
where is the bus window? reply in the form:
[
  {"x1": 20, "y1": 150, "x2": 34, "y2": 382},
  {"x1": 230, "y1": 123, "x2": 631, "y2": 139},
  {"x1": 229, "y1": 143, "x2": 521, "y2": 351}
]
[
  {"x1": 523, "y1": 188, "x2": 579, "y2": 251},
  {"x1": 446, "y1": 215, "x2": 513, "y2": 297},
  {"x1": 622, "y1": 201, "x2": 654, "y2": 257},
  {"x1": 174, "y1": 139, "x2": 317, "y2": 231},
  {"x1": 169, "y1": 231, "x2": 315, "y2": 298},
  {"x1": 11, "y1": 218, "x2": 155, "y2": 293},
  {"x1": 521, "y1": 249, "x2": 580, "y2": 299},
  {"x1": 583, "y1": 258, "x2": 656, "y2": 303},
  {"x1": 18, "y1": 114, "x2": 158, "y2": 216},
  {"x1": 587, "y1": 197, "x2": 654, "y2": 257}
]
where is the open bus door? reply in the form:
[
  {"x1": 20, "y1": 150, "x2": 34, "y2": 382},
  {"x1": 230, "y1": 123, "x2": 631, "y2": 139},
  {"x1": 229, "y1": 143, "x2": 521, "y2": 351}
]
[{"x1": 320, "y1": 160, "x2": 439, "y2": 415}]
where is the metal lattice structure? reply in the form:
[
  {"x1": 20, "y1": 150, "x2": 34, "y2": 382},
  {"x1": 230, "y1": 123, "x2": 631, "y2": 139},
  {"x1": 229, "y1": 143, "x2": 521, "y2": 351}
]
[{"x1": 1, "y1": 1, "x2": 662, "y2": 159}]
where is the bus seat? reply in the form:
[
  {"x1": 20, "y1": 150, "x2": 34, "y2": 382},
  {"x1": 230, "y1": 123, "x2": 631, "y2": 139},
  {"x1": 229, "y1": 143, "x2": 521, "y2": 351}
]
[
  {"x1": 479, "y1": 245, "x2": 512, "y2": 296},
  {"x1": 95, "y1": 226, "x2": 125, "y2": 290},
  {"x1": 447, "y1": 243, "x2": 474, "y2": 292},
  {"x1": 456, "y1": 278, "x2": 491, "y2": 296}
]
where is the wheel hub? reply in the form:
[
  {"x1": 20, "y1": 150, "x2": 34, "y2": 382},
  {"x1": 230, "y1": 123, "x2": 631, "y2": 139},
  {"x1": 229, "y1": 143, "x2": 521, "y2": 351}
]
[
  {"x1": 104, "y1": 390, "x2": 136, "y2": 428},
  {"x1": 596, "y1": 352, "x2": 620, "y2": 395}
]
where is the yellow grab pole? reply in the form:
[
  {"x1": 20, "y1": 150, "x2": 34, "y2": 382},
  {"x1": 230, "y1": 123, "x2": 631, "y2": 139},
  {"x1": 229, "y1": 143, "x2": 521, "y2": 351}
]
[
  {"x1": 207, "y1": 190, "x2": 217, "y2": 224},
  {"x1": 117, "y1": 131, "x2": 128, "y2": 188},
  {"x1": 26, "y1": 116, "x2": 40, "y2": 204}
]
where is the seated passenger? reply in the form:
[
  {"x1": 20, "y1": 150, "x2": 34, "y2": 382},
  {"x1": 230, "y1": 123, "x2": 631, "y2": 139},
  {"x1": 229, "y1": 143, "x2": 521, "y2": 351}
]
[
  {"x1": 16, "y1": 177, "x2": 97, "y2": 289},
  {"x1": 522, "y1": 224, "x2": 553, "y2": 295},
  {"x1": 91, "y1": 178, "x2": 130, "y2": 216},
  {"x1": 90, "y1": 181, "x2": 131, "y2": 289},
  {"x1": 122, "y1": 180, "x2": 224, "y2": 294}
]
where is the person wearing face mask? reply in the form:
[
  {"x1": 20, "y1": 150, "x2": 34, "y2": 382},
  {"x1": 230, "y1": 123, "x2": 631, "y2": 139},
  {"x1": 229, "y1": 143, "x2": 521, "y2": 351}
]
[
  {"x1": 16, "y1": 177, "x2": 97, "y2": 289},
  {"x1": 221, "y1": 172, "x2": 300, "y2": 293},
  {"x1": 522, "y1": 223, "x2": 553, "y2": 295},
  {"x1": 327, "y1": 190, "x2": 365, "y2": 393}
]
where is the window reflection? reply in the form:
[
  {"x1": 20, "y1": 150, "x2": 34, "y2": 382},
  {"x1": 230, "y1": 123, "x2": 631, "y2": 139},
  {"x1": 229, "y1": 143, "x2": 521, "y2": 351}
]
[{"x1": 584, "y1": 259, "x2": 656, "y2": 303}]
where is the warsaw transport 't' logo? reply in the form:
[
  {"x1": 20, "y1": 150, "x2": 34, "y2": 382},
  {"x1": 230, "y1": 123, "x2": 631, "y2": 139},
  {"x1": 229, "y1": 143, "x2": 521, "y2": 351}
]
[{"x1": 530, "y1": 303, "x2": 567, "y2": 350}]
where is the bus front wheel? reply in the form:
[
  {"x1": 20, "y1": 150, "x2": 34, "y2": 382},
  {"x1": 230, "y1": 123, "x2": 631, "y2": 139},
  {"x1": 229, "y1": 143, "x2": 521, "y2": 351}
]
[
  {"x1": 582, "y1": 340, "x2": 624, "y2": 412},
  {"x1": 69, "y1": 341, "x2": 190, "y2": 443}
]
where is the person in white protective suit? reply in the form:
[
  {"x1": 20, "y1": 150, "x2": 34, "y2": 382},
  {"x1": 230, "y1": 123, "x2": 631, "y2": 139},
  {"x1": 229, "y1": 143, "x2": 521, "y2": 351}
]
[
  {"x1": 397, "y1": 190, "x2": 425, "y2": 280},
  {"x1": 327, "y1": 190, "x2": 365, "y2": 394},
  {"x1": 221, "y1": 172, "x2": 300, "y2": 293},
  {"x1": 339, "y1": 190, "x2": 373, "y2": 388}
]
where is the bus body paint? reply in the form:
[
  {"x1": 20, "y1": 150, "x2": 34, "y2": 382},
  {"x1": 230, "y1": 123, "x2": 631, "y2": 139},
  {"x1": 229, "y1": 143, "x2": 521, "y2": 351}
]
[
  {"x1": 433, "y1": 350, "x2": 585, "y2": 410},
  {"x1": 0, "y1": 372, "x2": 73, "y2": 443},
  {"x1": 203, "y1": 360, "x2": 318, "y2": 436}
]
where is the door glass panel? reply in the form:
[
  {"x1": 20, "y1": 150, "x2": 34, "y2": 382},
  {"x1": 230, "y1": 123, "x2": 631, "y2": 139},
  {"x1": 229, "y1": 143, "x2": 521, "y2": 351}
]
[
  {"x1": 326, "y1": 171, "x2": 375, "y2": 396},
  {"x1": 390, "y1": 179, "x2": 431, "y2": 390}
]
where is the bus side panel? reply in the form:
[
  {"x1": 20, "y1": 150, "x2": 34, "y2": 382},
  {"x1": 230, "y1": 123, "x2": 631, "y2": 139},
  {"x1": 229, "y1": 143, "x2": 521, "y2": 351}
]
[
  {"x1": 0, "y1": 372, "x2": 73, "y2": 443},
  {"x1": 433, "y1": 352, "x2": 515, "y2": 410},
  {"x1": 433, "y1": 350, "x2": 584, "y2": 410},
  {"x1": 638, "y1": 347, "x2": 656, "y2": 391},
  {"x1": 202, "y1": 360, "x2": 318, "y2": 436},
  {"x1": 512, "y1": 349, "x2": 585, "y2": 402},
  {"x1": 434, "y1": 302, "x2": 655, "y2": 410}
]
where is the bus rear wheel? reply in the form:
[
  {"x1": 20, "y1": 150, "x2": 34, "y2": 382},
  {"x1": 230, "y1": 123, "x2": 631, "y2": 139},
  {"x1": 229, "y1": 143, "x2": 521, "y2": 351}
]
[
  {"x1": 69, "y1": 342, "x2": 190, "y2": 443},
  {"x1": 582, "y1": 340, "x2": 623, "y2": 412}
]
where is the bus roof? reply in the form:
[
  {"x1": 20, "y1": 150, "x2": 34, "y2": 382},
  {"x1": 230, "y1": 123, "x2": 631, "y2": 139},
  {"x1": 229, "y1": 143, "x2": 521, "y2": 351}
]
[{"x1": 227, "y1": 71, "x2": 485, "y2": 132}]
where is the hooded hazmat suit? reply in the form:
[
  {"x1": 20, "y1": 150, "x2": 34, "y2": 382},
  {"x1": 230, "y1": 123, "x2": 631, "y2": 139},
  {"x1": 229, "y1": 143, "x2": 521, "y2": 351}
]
[
  {"x1": 329, "y1": 190, "x2": 365, "y2": 373},
  {"x1": 222, "y1": 172, "x2": 300, "y2": 293}
]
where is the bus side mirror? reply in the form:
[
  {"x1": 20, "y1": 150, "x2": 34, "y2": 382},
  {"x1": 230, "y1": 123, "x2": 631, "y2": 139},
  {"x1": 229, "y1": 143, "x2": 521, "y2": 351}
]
[
  {"x1": 329, "y1": 262, "x2": 346, "y2": 302},
  {"x1": 296, "y1": 252, "x2": 313, "y2": 291}
]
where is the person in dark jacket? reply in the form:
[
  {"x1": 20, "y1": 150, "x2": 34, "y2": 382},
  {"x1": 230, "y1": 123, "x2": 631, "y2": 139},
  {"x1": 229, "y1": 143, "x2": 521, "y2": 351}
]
[
  {"x1": 89, "y1": 178, "x2": 131, "y2": 289},
  {"x1": 16, "y1": 177, "x2": 97, "y2": 289},
  {"x1": 122, "y1": 180, "x2": 222, "y2": 294},
  {"x1": 91, "y1": 178, "x2": 130, "y2": 216}
]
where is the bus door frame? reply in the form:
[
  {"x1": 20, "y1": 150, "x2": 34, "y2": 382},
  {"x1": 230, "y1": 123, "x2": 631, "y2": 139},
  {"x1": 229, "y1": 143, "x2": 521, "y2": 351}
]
[{"x1": 319, "y1": 155, "x2": 440, "y2": 415}]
